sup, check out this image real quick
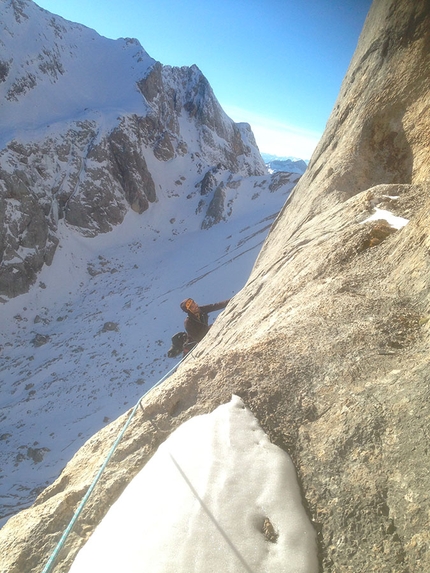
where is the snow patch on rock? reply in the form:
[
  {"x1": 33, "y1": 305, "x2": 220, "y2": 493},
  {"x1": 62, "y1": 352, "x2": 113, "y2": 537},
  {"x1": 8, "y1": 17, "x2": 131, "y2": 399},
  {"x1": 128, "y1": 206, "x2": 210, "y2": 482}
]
[{"x1": 69, "y1": 395, "x2": 317, "y2": 573}]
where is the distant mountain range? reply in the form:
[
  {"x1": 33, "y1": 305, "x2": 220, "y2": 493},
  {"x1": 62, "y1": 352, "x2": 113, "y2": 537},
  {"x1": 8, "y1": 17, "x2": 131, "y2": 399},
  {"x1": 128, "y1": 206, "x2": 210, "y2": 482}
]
[{"x1": 261, "y1": 153, "x2": 309, "y2": 175}]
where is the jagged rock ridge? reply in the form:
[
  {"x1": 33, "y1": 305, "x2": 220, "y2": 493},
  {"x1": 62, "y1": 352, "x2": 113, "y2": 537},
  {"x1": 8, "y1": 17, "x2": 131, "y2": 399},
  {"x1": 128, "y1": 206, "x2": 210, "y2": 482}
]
[
  {"x1": 0, "y1": 0, "x2": 267, "y2": 298},
  {"x1": 1, "y1": 0, "x2": 430, "y2": 572}
]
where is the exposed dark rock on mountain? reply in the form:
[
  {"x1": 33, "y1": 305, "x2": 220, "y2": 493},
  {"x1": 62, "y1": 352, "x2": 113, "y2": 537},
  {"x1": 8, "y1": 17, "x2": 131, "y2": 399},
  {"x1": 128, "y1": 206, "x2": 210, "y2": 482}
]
[
  {"x1": 1, "y1": 0, "x2": 430, "y2": 572},
  {"x1": 201, "y1": 182, "x2": 226, "y2": 229}
]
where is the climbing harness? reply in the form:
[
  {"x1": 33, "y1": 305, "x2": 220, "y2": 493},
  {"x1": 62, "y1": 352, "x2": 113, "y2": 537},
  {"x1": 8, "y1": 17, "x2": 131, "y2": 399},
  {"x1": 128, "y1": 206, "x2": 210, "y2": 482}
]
[{"x1": 41, "y1": 350, "x2": 193, "y2": 573}]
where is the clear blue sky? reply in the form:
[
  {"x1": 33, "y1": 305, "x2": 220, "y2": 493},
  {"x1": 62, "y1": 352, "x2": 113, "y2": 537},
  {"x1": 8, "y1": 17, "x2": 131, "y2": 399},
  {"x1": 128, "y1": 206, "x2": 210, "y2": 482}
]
[{"x1": 34, "y1": 0, "x2": 372, "y2": 159}]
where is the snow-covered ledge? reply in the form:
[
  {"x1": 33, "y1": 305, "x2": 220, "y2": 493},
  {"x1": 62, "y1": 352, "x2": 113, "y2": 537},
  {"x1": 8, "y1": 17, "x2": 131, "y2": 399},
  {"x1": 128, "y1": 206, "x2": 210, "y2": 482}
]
[{"x1": 69, "y1": 395, "x2": 318, "y2": 573}]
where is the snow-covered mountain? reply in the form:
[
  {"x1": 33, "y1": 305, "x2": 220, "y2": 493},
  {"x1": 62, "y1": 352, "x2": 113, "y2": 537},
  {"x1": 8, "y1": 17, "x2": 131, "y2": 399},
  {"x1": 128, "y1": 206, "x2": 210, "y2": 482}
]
[
  {"x1": 0, "y1": 0, "x2": 301, "y2": 524},
  {"x1": 0, "y1": 0, "x2": 271, "y2": 299}
]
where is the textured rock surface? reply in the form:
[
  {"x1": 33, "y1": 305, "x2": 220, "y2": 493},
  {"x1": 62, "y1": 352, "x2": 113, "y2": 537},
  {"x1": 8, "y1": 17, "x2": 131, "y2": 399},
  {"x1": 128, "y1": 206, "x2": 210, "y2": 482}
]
[{"x1": 1, "y1": 0, "x2": 430, "y2": 572}]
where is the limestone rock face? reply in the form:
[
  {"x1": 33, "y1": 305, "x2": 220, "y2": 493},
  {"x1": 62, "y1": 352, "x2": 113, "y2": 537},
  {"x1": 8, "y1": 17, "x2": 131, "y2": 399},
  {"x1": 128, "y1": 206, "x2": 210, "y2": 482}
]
[
  {"x1": 1, "y1": 0, "x2": 430, "y2": 572},
  {"x1": 283, "y1": 0, "x2": 430, "y2": 226}
]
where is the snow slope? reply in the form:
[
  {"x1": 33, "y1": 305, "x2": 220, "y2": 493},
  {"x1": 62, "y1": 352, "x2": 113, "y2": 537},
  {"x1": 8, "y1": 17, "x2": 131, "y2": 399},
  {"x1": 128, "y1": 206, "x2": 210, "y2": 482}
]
[
  {"x1": 69, "y1": 396, "x2": 318, "y2": 573},
  {"x1": 0, "y1": 171, "x2": 298, "y2": 525}
]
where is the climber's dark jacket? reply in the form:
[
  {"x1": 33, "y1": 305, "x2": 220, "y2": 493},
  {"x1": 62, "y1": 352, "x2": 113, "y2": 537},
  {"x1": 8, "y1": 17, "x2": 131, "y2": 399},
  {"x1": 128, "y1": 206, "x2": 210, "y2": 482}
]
[{"x1": 180, "y1": 298, "x2": 230, "y2": 343}]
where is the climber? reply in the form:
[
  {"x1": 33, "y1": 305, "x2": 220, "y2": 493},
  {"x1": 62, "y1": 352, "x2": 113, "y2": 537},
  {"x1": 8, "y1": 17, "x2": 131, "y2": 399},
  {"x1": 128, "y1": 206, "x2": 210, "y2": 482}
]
[{"x1": 167, "y1": 297, "x2": 230, "y2": 357}]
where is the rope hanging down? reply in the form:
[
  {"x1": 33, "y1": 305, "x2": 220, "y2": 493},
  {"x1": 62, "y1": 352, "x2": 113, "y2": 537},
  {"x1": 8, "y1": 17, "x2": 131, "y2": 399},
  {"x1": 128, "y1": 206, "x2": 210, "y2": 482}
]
[{"x1": 41, "y1": 351, "x2": 192, "y2": 573}]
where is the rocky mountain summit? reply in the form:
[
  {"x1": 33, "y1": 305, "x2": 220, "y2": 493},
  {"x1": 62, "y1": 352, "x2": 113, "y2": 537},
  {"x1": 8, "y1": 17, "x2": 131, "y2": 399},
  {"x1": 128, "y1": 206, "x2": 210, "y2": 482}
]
[
  {"x1": 1, "y1": 0, "x2": 430, "y2": 572},
  {"x1": 0, "y1": 0, "x2": 268, "y2": 298}
]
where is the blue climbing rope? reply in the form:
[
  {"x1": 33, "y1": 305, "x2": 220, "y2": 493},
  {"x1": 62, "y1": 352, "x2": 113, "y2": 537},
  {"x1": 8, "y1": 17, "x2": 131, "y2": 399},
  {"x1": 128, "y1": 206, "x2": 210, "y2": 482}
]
[{"x1": 41, "y1": 351, "x2": 192, "y2": 573}]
